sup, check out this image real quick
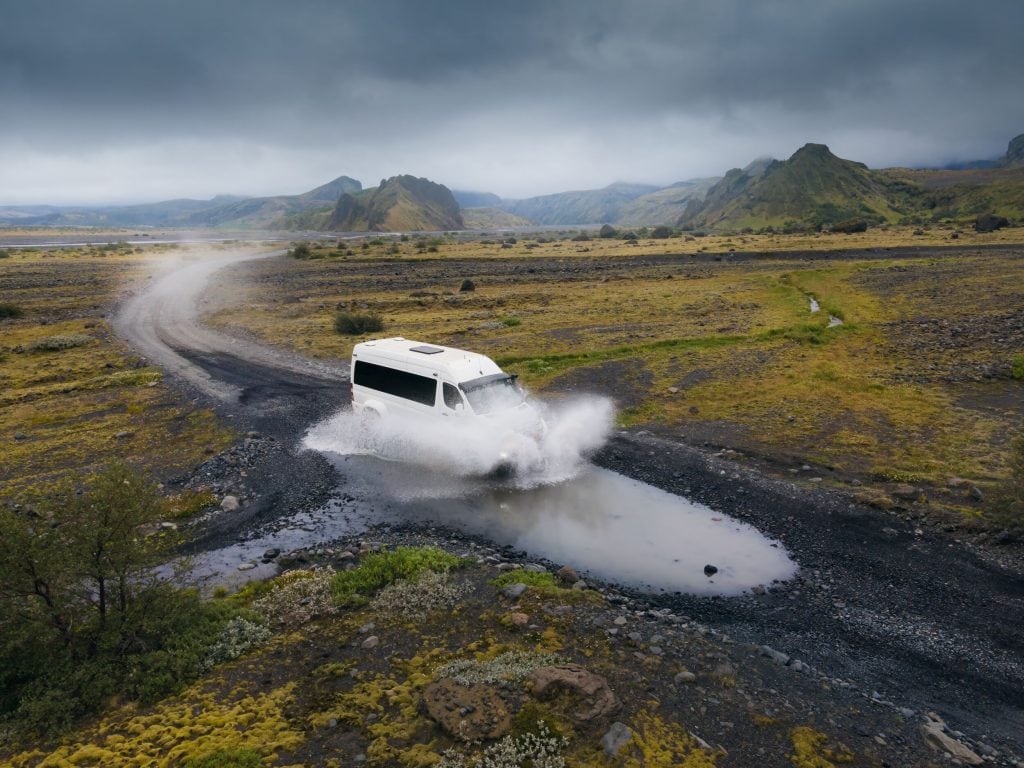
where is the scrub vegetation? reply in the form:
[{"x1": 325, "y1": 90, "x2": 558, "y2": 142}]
[
  {"x1": 0, "y1": 245, "x2": 231, "y2": 499},
  {"x1": 207, "y1": 229, "x2": 1024, "y2": 527}
]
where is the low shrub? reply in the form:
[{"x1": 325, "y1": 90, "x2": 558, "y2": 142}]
[
  {"x1": 370, "y1": 569, "x2": 469, "y2": 622},
  {"x1": 1011, "y1": 354, "x2": 1024, "y2": 381},
  {"x1": 975, "y1": 213, "x2": 1009, "y2": 233},
  {"x1": 334, "y1": 311, "x2": 384, "y2": 335},
  {"x1": 332, "y1": 546, "x2": 461, "y2": 606},
  {"x1": 0, "y1": 302, "x2": 23, "y2": 319},
  {"x1": 651, "y1": 226, "x2": 673, "y2": 239},
  {"x1": 500, "y1": 316, "x2": 522, "y2": 328},
  {"x1": 435, "y1": 650, "x2": 565, "y2": 686},
  {"x1": 26, "y1": 333, "x2": 93, "y2": 352},
  {"x1": 253, "y1": 567, "x2": 338, "y2": 625},
  {"x1": 200, "y1": 616, "x2": 272, "y2": 671},
  {"x1": 290, "y1": 242, "x2": 312, "y2": 259},
  {"x1": 832, "y1": 219, "x2": 868, "y2": 234}
]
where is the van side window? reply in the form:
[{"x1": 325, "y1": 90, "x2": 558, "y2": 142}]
[
  {"x1": 354, "y1": 360, "x2": 437, "y2": 406},
  {"x1": 443, "y1": 383, "x2": 463, "y2": 410}
]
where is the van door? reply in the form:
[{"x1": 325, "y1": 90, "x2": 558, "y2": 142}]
[{"x1": 442, "y1": 382, "x2": 467, "y2": 416}]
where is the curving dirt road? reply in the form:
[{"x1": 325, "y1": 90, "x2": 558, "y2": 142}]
[{"x1": 112, "y1": 245, "x2": 1024, "y2": 757}]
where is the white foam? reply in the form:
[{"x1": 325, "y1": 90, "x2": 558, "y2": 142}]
[{"x1": 302, "y1": 395, "x2": 615, "y2": 488}]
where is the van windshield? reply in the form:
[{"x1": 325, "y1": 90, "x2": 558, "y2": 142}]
[{"x1": 460, "y1": 374, "x2": 524, "y2": 414}]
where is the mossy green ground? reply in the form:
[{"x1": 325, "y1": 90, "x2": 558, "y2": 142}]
[
  {"x1": 6, "y1": 554, "x2": 921, "y2": 767},
  {"x1": 208, "y1": 233, "x2": 1024, "y2": 522},
  {"x1": 0, "y1": 246, "x2": 232, "y2": 498}
]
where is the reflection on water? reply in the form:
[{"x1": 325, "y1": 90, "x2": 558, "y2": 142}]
[
  {"x1": 334, "y1": 455, "x2": 796, "y2": 596},
  {"x1": 176, "y1": 453, "x2": 796, "y2": 597}
]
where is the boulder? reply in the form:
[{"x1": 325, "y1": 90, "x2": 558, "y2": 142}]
[
  {"x1": 220, "y1": 495, "x2": 240, "y2": 512},
  {"x1": 527, "y1": 664, "x2": 620, "y2": 722},
  {"x1": 423, "y1": 679, "x2": 511, "y2": 741},
  {"x1": 921, "y1": 715, "x2": 983, "y2": 765},
  {"x1": 602, "y1": 721, "x2": 634, "y2": 757}
]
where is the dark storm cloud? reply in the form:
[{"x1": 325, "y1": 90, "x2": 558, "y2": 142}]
[{"x1": 2, "y1": 0, "x2": 1023, "y2": 202}]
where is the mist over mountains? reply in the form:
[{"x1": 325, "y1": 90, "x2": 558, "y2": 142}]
[{"x1": 2, "y1": 134, "x2": 1022, "y2": 233}]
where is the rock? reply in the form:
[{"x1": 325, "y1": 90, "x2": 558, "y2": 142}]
[
  {"x1": 262, "y1": 548, "x2": 281, "y2": 561},
  {"x1": 571, "y1": 580, "x2": 588, "y2": 590},
  {"x1": 357, "y1": 622, "x2": 375, "y2": 634},
  {"x1": 501, "y1": 583, "x2": 528, "y2": 599},
  {"x1": 246, "y1": 430, "x2": 261, "y2": 439},
  {"x1": 613, "y1": 616, "x2": 627, "y2": 626},
  {"x1": 703, "y1": 564, "x2": 718, "y2": 577},
  {"x1": 522, "y1": 562, "x2": 547, "y2": 573},
  {"x1": 921, "y1": 716, "x2": 983, "y2": 765},
  {"x1": 760, "y1": 646, "x2": 790, "y2": 665},
  {"x1": 360, "y1": 635, "x2": 379, "y2": 649},
  {"x1": 602, "y1": 721, "x2": 634, "y2": 758},
  {"x1": 975, "y1": 213, "x2": 1009, "y2": 233},
  {"x1": 947, "y1": 477, "x2": 970, "y2": 489},
  {"x1": 527, "y1": 664, "x2": 620, "y2": 721},
  {"x1": 667, "y1": 386, "x2": 680, "y2": 394},
  {"x1": 556, "y1": 565, "x2": 579, "y2": 584},
  {"x1": 713, "y1": 662, "x2": 736, "y2": 677},
  {"x1": 968, "y1": 485, "x2": 984, "y2": 502},
  {"x1": 113, "y1": 430, "x2": 133, "y2": 440},
  {"x1": 891, "y1": 484, "x2": 922, "y2": 501},
  {"x1": 507, "y1": 612, "x2": 529, "y2": 627},
  {"x1": 423, "y1": 679, "x2": 511, "y2": 741},
  {"x1": 674, "y1": 670, "x2": 697, "y2": 684},
  {"x1": 13, "y1": 431, "x2": 27, "y2": 441},
  {"x1": 237, "y1": 562, "x2": 256, "y2": 571},
  {"x1": 220, "y1": 495, "x2": 240, "y2": 512},
  {"x1": 459, "y1": 278, "x2": 476, "y2": 292}
]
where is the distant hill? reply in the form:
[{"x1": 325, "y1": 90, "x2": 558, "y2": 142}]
[
  {"x1": 460, "y1": 207, "x2": 533, "y2": 229},
  {"x1": 181, "y1": 176, "x2": 362, "y2": 229},
  {"x1": 614, "y1": 179, "x2": 720, "y2": 227},
  {"x1": 0, "y1": 177, "x2": 362, "y2": 230},
  {"x1": 452, "y1": 190, "x2": 502, "y2": 208},
  {"x1": 679, "y1": 144, "x2": 906, "y2": 231},
  {"x1": 328, "y1": 175, "x2": 463, "y2": 231},
  {"x1": 496, "y1": 182, "x2": 662, "y2": 226}
]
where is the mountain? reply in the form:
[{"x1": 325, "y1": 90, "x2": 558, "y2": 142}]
[
  {"x1": 497, "y1": 182, "x2": 661, "y2": 226},
  {"x1": 327, "y1": 175, "x2": 463, "y2": 231},
  {"x1": 0, "y1": 177, "x2": 362, "y2": 230},
  {"x1": 680, "y1": 144, "x2": 905, "y2": 231},
  {"x1": 460, "y1": 207, "x2": 533, "y2": 229},
  {"x1": 452, "y1": 190, "x2": 502, "y2": 208},
  {"x1": 999, "y1": 133, "x2": 1024, "y2": 168},
  {"x1": 180, "y1": 175, "x2": 362, "y2": 229},
  {"x1": 614, "y1": 179, "x2": 720, "y2": 227}
]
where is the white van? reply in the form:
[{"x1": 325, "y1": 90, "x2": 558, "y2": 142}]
[{"x1": 350, "y1": 337, "x2": 546, "y2": 472}]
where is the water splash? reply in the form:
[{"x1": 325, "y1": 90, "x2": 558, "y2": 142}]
[{"x1": 303, "y1": 395, "x2": 615, "y2": 488}]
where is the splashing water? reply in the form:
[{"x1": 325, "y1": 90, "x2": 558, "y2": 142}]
[{"x1": 303, "y1": 395, "x2": 615, "y2": 487}]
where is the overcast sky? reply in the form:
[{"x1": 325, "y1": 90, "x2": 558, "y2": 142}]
[{"x1": 2, "y1": 0, "x2": 1022, "y2": 205}]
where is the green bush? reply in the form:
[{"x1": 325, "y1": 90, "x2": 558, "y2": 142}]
[
  {"x1": 334, "y1": 311, "x2": 384, "y2": 335},
  {"x1": 0, "y1": 302, "x2": 24, "y2": 319},
  {"x1": 1011, "y1": 355, "x2": 1024, "y2": 380},
  {"x1": 290, "y1": 242, "x2": 312, "y2": 259},
  {"x1": 500, "y1": 316, "x2": 522, "y2": 328},
  {"x1": 491, "y1": 570, "x2": 558, "y2": 591},
  {"x1": 0, "y1": 464, "x2": 248, "y2": 735},
  {"x1": 332, "y1": 546, "x2": 461, "y2": 606}
]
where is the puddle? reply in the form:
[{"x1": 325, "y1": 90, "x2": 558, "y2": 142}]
[{"x1": 180, "y1": 452, "x2": 796, "y2": 597}]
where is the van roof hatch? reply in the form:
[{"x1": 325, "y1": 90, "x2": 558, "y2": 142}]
[{"x1": 410, "y1": 345, "x2": 444, "y2": 355}]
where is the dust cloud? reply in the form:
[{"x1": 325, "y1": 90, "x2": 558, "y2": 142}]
[{"x1": 302, "y1": 395, "x2": 615, "y2": 487}]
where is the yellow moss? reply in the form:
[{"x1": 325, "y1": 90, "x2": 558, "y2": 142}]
[
  {"x1": 535, "y1": 627, "x2": 564, "y2": 653},
  {"x1": 310, "y1": 652, "x2": 444, "y2": 767},
  {"x1": 620, "y1": 711, "x2": 719, "y2": 768},
  {"x1": 7, "y1": 682, "x2": 304, "y2": 768},
  {"x1": 789, "y1": 726, "x2": 854, "y2": 767}
]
